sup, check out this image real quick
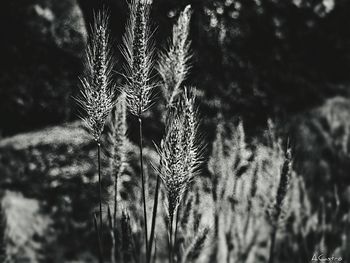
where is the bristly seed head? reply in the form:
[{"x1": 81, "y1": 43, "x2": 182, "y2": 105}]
[
  {"x1": 158, "y1": 5, "x2": 192, "y2": 106},
  {"x1": 76, "y1": 11, "x2": 115, "y2": 141},
  {"x1": 156, "y1": 88, "x2": 202, "y2": 219},
  {"x1": 122, "y1": 0, "x2": 155, "y2": 117}
]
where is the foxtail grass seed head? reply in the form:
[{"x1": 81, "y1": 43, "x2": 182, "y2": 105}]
[
  {"x1": 159, "y1": 5, "x2": 192, "y2": 105},
  {"x1": 122, "y1": 0, "x2": 155, "y2": 117},
  {"x1": 157, "y1": 88, "x2": 201, "y2": 220},
  {"x1": 76, "y1": 11, "x2": 115, "y2": 142}
]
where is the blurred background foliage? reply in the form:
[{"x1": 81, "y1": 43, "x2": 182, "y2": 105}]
[
  {"x1": 2, "y1": 0, "x2": 350, "y2": 136},
  {"x1": 1, "y1": 0, "x2": 350, "y2": 261}
]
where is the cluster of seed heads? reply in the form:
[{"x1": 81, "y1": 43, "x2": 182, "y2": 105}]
[
  {"x1": 159, "y1": 5, "x2": 192, "y2": 106},
  {"x1": 122, "y1": 0, "x2": 155, "y2": 117},
  {"x1": 76, "y1": 12, "x2": 115, "y2": 141}
]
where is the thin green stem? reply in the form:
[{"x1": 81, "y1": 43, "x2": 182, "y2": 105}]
[
  {"x1": 139, "y1": 117, "x2": 149, "y2": 256},
  {"x1": 148, "y1": 174, "x2": 161, "y2": 263}
]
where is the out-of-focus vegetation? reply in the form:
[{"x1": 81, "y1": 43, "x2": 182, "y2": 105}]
[{"x1": 2, "y1": 0, "x2": 350, "y2": 136}]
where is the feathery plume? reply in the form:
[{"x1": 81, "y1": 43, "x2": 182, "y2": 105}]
[
  {"x1": 122, "y1": 0, "x2": 155, "y2": 117},
  {"x1": 76, "y1": 11, "x2": 115, "y2": 141},
  {"x1": 159, "y1": 5, "x2": 192, "y2": 105}
]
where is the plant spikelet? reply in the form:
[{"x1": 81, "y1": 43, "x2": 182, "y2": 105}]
[
  {"x1": 76, "y1": 11, "x2": 115, "y2": 141},
  {"x1": 122, "y1": 0, "x2": 155, "y2": 117},
  {"x1": 156, "y1": 88, "x2": 201, "y2": 220},
  {"x1": 159, "y1": 5, "x2": 192, "y2": 105}
]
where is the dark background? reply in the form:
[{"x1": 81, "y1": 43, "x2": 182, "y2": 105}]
[{"x1": 2, "y1": 0, "x2": 350, "y2": 136}]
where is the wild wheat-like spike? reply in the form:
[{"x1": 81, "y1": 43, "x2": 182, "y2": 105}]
[
  {"x1": 159, "y1": 5, "x2": 192, "y2": 105},
  {"x1": 157, "y1": 88, "x2": 200, "y2": 220},
  {"x1": 76, "y1": 11, "x2": 115, "y2": 141},
  {"x1": 122, "y1": 0, "x2": 155, "y2": 117}
]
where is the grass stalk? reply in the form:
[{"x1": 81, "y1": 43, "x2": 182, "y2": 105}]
[
  {"x1": 113, "y1": 172, "x2": 118, "y2": 228},
  {"x1": 148, "y1": 174, "x2": 161, "y2": 263},
  {"x1": 169, "y1": 214, "x2": 174, "y2": 263},
  {"x1": 97, "y1": 141, "x2": 103, "y2": 233},
  {"x1": 139, "y1": 117, "x2": 149, "y2": 256},
  {"x1": 174, "y1": 206, "x2": 180, "y2": 259}
]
